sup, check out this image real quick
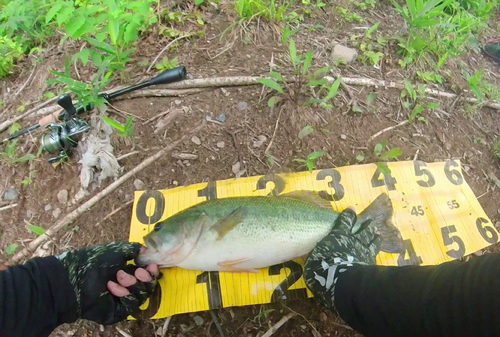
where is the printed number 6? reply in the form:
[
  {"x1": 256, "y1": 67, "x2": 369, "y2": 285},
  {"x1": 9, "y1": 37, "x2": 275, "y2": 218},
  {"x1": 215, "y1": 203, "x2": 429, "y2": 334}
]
[
  {"x1": 444, "y1": 160, "x2": 464, "y2": 186},
  {"x1": 441, "y1": 225, "x2": 466, "y2": 259},
  {"x1": 476, "y1": 217, "x2": 499, "y2": 244}
]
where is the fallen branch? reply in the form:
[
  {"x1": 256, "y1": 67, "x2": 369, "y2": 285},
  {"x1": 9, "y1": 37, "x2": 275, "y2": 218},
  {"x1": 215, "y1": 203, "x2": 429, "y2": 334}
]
[
  {"x1": 0, "y1": 96, "x2": 58, "y2": 133},
  {"x1": 262, "y1": 313, "x2": 296, "y2": 337},
  {"x1": 0, "y1": 203, "x2": 18, "y2": 212},
  {"x1": 94, "y1": 199, "x2": 134, "y2": 227},
  {"x1": 369, "y1": 120, "x2": 409, "y2": 142},
  {"x1": 161, "y1": 316, "x2": 173, "y2": 337},
  {"x1": 209, "y1": 310, "x2": 225, "y2": 337},
  {"x1": 10, "y1": 121, "x2": 207, "y2": 264}
]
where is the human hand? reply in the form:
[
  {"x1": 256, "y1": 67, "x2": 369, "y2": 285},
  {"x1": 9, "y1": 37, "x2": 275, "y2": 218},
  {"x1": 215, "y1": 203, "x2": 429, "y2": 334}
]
[
  {"x1": 303, "y1": 208, "x2": 381, "y2": 313},
  {"x1": 56, "y1": 241, "x2": 161, "y2": 325}
]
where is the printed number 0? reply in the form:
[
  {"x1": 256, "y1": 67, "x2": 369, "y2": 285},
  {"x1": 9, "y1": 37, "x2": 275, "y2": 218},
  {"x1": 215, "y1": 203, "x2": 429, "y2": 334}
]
[
  {"x1": 441, "y1": 225, "x2": 466, "y2": 259},
  {"x1": 444, "y1": 160, "x2": 464, "y2": 185},
  {"x1": 476, "y1": 217, "x2": 499, "y2": 244},
  {"x1": 268, "y1": 261, "x2": 308, "y2": 301},
  {"x1": 316, "y1": 169, "x2": 344, "y2": 201},
  {"x1": 130, "y1": 282, "x2": 162, "y2": 319},
  {"x1": 135, "y1": 190, "x2": 165, "y2": 225},
  {"x1": 414, "y1": 161, "x2": 435, "y2": 187}
]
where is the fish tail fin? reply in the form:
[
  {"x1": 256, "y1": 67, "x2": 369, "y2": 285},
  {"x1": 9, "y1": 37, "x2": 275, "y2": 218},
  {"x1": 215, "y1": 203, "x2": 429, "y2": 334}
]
[{"x1": 357, "y1": 193, "x2": 404, "y2": 254}]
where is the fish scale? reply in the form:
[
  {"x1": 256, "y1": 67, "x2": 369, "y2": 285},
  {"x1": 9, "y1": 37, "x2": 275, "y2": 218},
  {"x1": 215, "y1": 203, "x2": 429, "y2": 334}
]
[{"x1": 136, "y1": 191, "x2": 404, "y2": 272}]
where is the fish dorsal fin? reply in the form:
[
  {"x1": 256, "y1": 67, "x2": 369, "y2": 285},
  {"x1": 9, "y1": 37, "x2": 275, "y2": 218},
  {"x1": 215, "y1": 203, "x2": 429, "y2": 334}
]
[
  {"x1": 280, "y1": 190, "x2": 333, "y2": 209},
  {"x1": 211, "y1": 207, "x2": 246, "y2": 240}
]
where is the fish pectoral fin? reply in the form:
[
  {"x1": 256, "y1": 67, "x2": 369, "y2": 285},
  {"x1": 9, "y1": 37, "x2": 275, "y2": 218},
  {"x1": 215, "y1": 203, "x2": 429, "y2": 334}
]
[
  {"x1": 218, "y1": 257, "x2": 259, "y2": 273},
  {"x1": 280, "y1": 190, "x2": 333, "y2": 209},
  {"x1": 211, "y1": 207, "x2": 246, "y2": 240}
]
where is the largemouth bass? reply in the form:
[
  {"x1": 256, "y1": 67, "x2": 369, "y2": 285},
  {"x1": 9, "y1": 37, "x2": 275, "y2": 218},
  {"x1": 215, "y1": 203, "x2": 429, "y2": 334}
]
[{"x1": 135, "y1": 191, "x2": 404, "y2": 272}]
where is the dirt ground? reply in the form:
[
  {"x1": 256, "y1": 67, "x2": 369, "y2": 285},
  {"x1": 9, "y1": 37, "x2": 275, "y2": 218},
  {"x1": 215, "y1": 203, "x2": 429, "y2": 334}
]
[{"x1": 1, "y1": 2, "x2": 500, "y2": 337}]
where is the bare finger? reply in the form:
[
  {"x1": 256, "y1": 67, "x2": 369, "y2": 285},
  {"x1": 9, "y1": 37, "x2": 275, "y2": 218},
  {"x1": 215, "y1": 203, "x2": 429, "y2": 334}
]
[
  {"x1": 135, "y1": 268, "x2": 152, "y2": 283},
  {"x1": 146, "y1": 264, "x2": 160, "y2": 277},
  {"x1": 107, "y1": 280, "x2": 130, "y2": 297},
  {"x1": 117, "y1": 270, "x2": 137, "y2": 287}
]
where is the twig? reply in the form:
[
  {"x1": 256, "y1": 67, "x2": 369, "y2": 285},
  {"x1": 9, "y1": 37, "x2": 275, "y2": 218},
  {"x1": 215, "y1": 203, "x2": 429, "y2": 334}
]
[
  {"x1": 225, "y1": 129, "x2": 244, "y2": 166},
  {"x1": 262, "y1": 313, "x2": 296, "y2": 337},
  {"x1": 0, "y1": 96, "x2": 58, "y2": 133},
  {"x1": 123, "y1": 88, "x2": 206, "y2": 99},
  {"x1": 0, "y1": 203, "x2": 18, "y2": 212},
  {"x1": 94, "y1": 199, "x2": 134, "y2": 227},
  {"x1": 142, "y1": 110, "x2": 171, "y2": 125},
  {"x1": 147, "y1": 35, "x2": 192, "y2": 73},
  {"x1": 107, "y1": 103, "x2": 145, "y2": 121},
  {"x1": 9, "y1": 121, "x2": 207, "y2": 264},
  {"x1": 369, "y1": 120, "x2": 409, "y2": 142},
  {"x1": 265, "y1": 107, "x2": 283, "y2": 154},
  {"x1": 115, "y1": 327, "x2": 133, "y2": 337},
  {"x1": 14, "y1": 64, "x2": 36, "y2": 97},
  {"x1": 209, "y1": 310, "x2": 225, "y2": 337},
  {"x1": 117, "y1": 151, "x2": 139, "y2": 161},
  {"x1": 161, "y1": 316, "x2": 173, "y2": 337}
]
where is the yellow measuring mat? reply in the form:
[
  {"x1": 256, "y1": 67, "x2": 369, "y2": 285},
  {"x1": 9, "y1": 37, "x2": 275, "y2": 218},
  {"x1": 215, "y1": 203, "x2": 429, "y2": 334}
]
[{"x1": 128, "y1": 159, "x2": 498, "y2": 320}]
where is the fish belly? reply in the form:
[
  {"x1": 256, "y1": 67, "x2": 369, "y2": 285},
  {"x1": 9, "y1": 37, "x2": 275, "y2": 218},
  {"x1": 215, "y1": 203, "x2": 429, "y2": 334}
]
[{"x1": 177, "y1": 217, "x2": 334, "y2": 271}]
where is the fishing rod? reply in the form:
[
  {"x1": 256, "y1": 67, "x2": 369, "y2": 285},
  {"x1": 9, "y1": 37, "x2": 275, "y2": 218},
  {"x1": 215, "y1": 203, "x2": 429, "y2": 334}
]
[{"x1": 0, "y1": 66, "x2": 187, "y2": 163}]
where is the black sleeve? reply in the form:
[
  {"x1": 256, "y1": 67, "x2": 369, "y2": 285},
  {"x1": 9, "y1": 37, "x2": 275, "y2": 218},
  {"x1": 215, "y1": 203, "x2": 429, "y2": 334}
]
[
  {"x1": 333, "y1": 253, "x2": 500, "y2": 337},
  {"x1": 0, "y1": 256, "x2": 79, "y2": 337}
]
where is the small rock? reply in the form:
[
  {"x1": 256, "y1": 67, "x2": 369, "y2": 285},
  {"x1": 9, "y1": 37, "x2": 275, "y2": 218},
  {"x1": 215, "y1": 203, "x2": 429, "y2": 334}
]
[
  {"x1": 134, "y1": 179, "x2": 145, "y2": 190},
  {"x1": 474, "y1": 250, "x2": 484, "y2": 256},
  {"x1": 57, "y1": 190, "x2": 68, "y2": 205},
  {"x1": 156, "y1": 327, "x2": 163, "y2": 336},
  {"x1": 300, "y1": 325, "x2": 307, "y2": 330},
  {"x1": 74, "y1": 189, "x2": 89, "y2": 202},
  {"x1": 3, "y1": 188, "x2": 18, "y2": 201},
  {"x1": 253, "y1": 135, "x2": 267, "y2": 148},
  {"x1": 44, "y1": 204, "x2": 52, "y2": 212},
  {"x1": 180, "y1": 324, "x2": 193, "y2": 333},
  {"x1": 26, "y1": 209, "x2": 33, "y2": 219},
  {"x1": 232, "y1": 162, "x2": 241, "y2": 174},
  {"x1": 221, "y1": 88, "x2": 229, "y2": 96},
  {"x1": 191, "y1": 135, "x2": 201, "y2": 145},
  {"x1": 174, "y1": 99, "x2": 182, "y2": 105},
  {"x1": 216, "y1": 113, "x2": 226, "y2": 123},
  {"x1": 237, "y1": 101, "x2": 248, "y2": 111},
  {"x1": 217, "y1": 141, "x2": 225, "y2": 148},
  {"x1": 99, "y1": 325, "x2": 104, "y2": 332},
  {"x1": 52, "y1": 208, "x2": 61, "y2": 219},
  {"x1": 330, "y1": 44, "x2": 358, "y2": 64},
  {"x1": 124, "y1": 194, "x2": 133, "y2": 202},
  {"x1": 320, "y1": 312, "x2": 328, "y2": 322},
  {"x1": 193, "y1": 315, "x2": 204, "y2": 326},
  {"x1": 340, "y1": 134, "x2": 347, "y2": 140},
  {"x1": 172, "y1": 180, "x2": 178, "y2": 186}
]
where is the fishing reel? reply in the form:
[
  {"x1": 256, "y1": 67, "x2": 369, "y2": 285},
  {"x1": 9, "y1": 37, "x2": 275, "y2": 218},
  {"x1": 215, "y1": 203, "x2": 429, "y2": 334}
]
[{"x1": 40, "y1": 94, "x2": 91, "y2": 164}]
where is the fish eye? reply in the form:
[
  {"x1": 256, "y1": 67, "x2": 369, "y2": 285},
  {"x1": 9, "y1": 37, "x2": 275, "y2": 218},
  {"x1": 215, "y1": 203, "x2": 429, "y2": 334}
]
[{"x1": 154, "y1": 223, "x2": 162, "y2": 231}]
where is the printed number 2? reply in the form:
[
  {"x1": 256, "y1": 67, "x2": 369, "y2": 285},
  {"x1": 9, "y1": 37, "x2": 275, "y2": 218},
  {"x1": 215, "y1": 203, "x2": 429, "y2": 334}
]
[
  {"x1": 441, "y1": 225, "x2": 466, "y2": 259},
  {"x1": 196, "y1": 271, "x2": 223, "y2": 310},
  {"x1": 268, "y1": 261, "x2": 308, "y2": 302},
  {"x1": 397, "y1": 239, "x2": 423, "y2": 266}
]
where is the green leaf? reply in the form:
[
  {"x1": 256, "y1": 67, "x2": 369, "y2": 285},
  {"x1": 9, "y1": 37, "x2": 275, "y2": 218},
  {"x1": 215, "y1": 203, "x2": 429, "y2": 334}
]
[
  {"x1": 102, "y1": 116, "x2": 124, "y2": 131},
  {"x1": 289, "y1": 39, "x2": 297, "y2": 67},
  {"x1": 323, "y1": 77, "x2": 342, "y2": 102},
  {"x1": 108, "y1": 16, "x2": 120, "y2": 46},
  {"x1": 257, "y1": 78, "x2": 284, "y2": 94},
  {"x1": 5, "y1": 243, "x2": 18, "y2": 256},
  {"x1": 302, "y1": 50, "x2": 313, "y2": 75},
  {"x1": 352, "y1": 104, "x2": 363, "y2": 113},
  {"x1": 307, "y1": 78, "x2": 327, "y2": 87},
  {"x1": 46, "y1": 2, "x2": 63, "y2": 24},
  {"x1": 83, "y1": 37, "x2": 115, "y2": 55},
  {"x1": 367, "y1": 92, "x2": 375, "y2": 106},
  {"x1": 427, "y1": 102, "x2": 440, "y2": 109},
  {"x1": 403, "y1": 79, "x2": 416, "y2": 101},
  {"x1": 409, "y1": 104, "x2": 424, "y2": 122},
  {"x1": 307, "y1": 151, "x2": 324, "y2": 160},
  {"x1": 72, "y1": 48, "x2": 91, "y2": 67},
  {"x1": 298, "y1": 125, "x2": 313, "y2": 139},
  {"x1": 195, "y1": 0, "x2": 204, "y2": 4},
  {"x1": 26, "y1": 224, "x2": 45, "y2": 235},
  {"x1": 268, "y1": 96, "x2": 276, "y2": 107},
  {"x1": 380, "y1": 148, "x2": 402, "y2": 160},
  {"x1": 376, "y1": 162, "x2": 391, "y2": 175},
  {"x1": 356, "y1": 152, "x2": 365, "y2": 162},
  {"x1": 366, "y1": 22, "x2": 380, "y2": 38},
  {"x1": 65, "y1": 14, "x2": 86, "y2": 38},
  {"x1": 268, "y1": 71, "x2": 283, "y2": 82}
]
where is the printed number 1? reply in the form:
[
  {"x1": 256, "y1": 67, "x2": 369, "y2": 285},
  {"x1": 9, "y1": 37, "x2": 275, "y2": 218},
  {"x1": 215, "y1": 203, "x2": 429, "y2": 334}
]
[{"x1": 196, "y1": 271, "x2": 223, "y2": 310}]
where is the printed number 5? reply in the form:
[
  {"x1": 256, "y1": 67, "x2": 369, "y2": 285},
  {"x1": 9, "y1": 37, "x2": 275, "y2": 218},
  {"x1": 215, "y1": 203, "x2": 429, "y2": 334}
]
[
  {"x1": 414, "y1": 161, "x2": 435, "y2": 187},
  {"x1": 441, "y1": 225, "x2": 466, "y2": 259}
]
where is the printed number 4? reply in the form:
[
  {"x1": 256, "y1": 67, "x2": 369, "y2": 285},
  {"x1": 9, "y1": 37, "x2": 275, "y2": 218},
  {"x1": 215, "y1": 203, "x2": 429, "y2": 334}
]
[{"x1": 411, "y1": 205, "x2": 424, "y2": 216}]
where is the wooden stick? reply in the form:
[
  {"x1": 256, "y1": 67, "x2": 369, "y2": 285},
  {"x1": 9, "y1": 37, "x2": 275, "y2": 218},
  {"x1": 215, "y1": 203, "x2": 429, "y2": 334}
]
[
  {"x1": 262, "y1": 313, "x2": 295, "y2": 337},
  {"x1": 368, "y1": 120, "x2": 409, "y2": 142},
  {"x1": 10, "y1": 121, "x2": 207, "y2": 264},
  {"x1": 161, "y1": 316, "x2": 173, "y2": 337},
  {"x1": 0, "y1": 203, "x2": 17, "y2": 212},
  {"x1": 94, "y1": 199, "x2": 134, "y2": 227},
  {"x1": 0, "y1": 96, "x2": 58, "y2": 133}
]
